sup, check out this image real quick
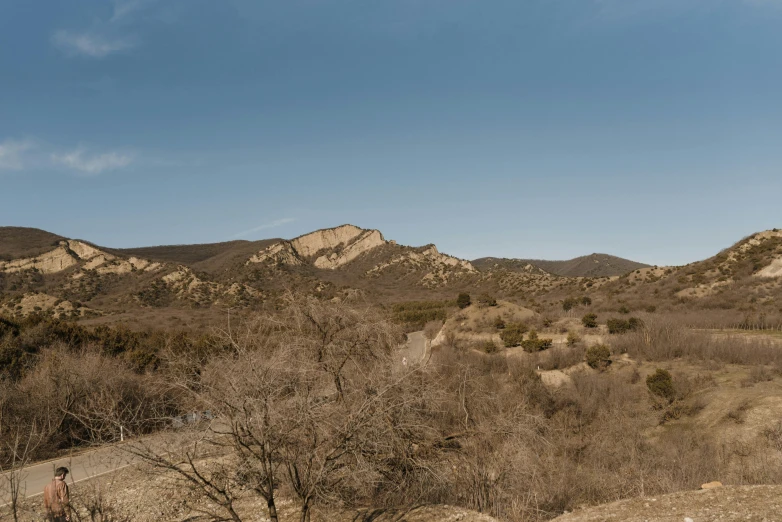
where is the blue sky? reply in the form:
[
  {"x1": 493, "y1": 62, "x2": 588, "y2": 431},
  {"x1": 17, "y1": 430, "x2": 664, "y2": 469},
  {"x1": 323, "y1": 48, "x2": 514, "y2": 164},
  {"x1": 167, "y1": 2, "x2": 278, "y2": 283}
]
[{"x1": 1, "y1": 0, "x2": 781, "y2": 266}]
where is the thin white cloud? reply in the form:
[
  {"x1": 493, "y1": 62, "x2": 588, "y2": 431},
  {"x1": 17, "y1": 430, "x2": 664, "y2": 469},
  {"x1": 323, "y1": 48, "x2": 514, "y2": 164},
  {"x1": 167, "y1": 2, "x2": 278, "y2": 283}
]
[
  {"x1": 51, "y1": 148, "x2": 133, "y2": 175},
  {"x1": 111, "y1": 0, "x2": 156, "y2": 22},
  {"x1": 232, "y1": 218, "x2": 296, "y2": 238},
  {"x1": 52, "y1": 31, "x2": 133, "y2": 58},
  {"x1": 0, "y1": 139, "x2": 35, "y2": 171}
]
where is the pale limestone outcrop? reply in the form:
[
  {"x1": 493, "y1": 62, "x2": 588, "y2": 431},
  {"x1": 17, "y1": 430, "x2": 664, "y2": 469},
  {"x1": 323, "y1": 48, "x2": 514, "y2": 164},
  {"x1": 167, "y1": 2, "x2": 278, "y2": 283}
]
[
  {"x1": 313, "y1": 229, "x2": 386, "y2": 269},
  {"x1": 249, "y1": 225, "x2": 387, "y2": 270},
  {"x1": 756, "y1": 256, "x2": 782, "y2": 278},
  {"x1": 160, "y1": 266, "x2": 223, "y2": 302},
  {"x1": 0, "y1": 236, "x2": 161, "y2": 279},
  {"x1": 368, "y1": 245, "x2": 476, "y2": 276},
  {"x1": 66, "y1": 240, "x2": 104, "y2": 260},
  {"x1": 0, "y1": 244, "x2": 79, "y2": 274},
  {"x1": 83, "y1": 254, "x2": 115, "y2": 270},
  {"x1": 96, "y1": 257, "x2": 161, "y2": 275},
  {"x1": 156, "y1": 266, "x2": 258, "y2": 305},
  {"x1": 228, "y1": 282, "x2": 261, "y2": 298},
  {"x1": 727, "y1": 229, "x2": 782, "y2": 263},
  {"x1": 163, "y1": 266, "x2": 192, "y2": 284},
  {"x1": 368, "y1": 245, "x2": 476, "y2": 288},
  {"x1": 0, "y1": 292, "x2": 92, "y2": 319},
  {"x1": 247, "y1": 242, "x2": 303, "y2": 266},
  {"x1": 291, "y1": 225, "x2": 368, "y2": 258}
]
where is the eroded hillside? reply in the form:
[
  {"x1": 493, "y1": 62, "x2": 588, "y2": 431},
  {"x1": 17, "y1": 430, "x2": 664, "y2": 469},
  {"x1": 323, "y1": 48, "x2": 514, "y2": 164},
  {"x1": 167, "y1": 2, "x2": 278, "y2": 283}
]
[{"x1": 3, "y1": 226, "x2": 782, "y2": 329}]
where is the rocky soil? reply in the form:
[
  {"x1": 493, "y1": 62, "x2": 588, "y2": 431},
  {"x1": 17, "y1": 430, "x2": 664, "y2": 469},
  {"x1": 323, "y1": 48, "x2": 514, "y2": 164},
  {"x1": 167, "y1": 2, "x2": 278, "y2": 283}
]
[{"x1": 553, "y1": 485, "x2": 782, "y2": 522}]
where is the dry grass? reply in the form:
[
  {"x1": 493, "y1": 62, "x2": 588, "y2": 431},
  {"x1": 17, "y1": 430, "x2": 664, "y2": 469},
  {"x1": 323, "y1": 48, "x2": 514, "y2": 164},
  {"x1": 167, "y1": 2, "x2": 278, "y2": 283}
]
[
  {"x1": 8, "y1": 306, "x2": 782, "y2": 521},
  {"x1": 612, "y1": 315, "x2": 782, "y2": 368}
]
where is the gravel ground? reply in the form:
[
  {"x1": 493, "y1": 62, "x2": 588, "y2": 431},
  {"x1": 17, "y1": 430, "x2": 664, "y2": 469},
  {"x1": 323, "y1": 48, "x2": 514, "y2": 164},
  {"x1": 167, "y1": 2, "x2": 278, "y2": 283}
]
[{"x1": 553, "y1": 485, "x2": 782, "y2": 522}]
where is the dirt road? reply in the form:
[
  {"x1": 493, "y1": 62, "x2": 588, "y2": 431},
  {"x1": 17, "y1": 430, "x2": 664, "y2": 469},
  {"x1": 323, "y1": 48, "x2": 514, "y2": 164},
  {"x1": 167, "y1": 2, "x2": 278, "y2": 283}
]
[
  {"x1": 0, "y1": 445, "x2": 137, "y2": 508},
  {"x1": 399, "y1": 331, "x2": 427, "y2": 367},
  {"x1": 3, "y1": 334, "x2": 429, "y2": 507}
]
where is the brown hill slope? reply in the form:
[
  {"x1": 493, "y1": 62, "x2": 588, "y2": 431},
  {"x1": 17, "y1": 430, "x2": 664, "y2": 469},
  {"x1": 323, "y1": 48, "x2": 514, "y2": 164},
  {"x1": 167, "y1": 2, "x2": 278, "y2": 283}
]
[
  {"x1": 114, "y1": 238, "x2": 280, "y2": 274},
  {"x1": 473, "y1": 253, "x2": 649, "y2": 277},
  {"x1": 592, "y1": 229, "x2": 782, "y2": 324},
  {"x1": 6, "y1": 225, "x2": 781, "y2": 328},
  {"x1": 0, "y1": 225, "x2": 492, "y2": 325},
  {"x1": 0, "y1": 226, "x2": 64, "y2": 261}
]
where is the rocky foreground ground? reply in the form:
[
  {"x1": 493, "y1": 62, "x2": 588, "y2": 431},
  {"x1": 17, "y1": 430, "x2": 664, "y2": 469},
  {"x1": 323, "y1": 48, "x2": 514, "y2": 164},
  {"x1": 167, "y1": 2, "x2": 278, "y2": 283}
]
[
  {"x1": 553, "y1": 485, "x2": 782, "y2": 522},
  {"x1": 3, "y1": 460, "x2": 499, "y2": 522}
]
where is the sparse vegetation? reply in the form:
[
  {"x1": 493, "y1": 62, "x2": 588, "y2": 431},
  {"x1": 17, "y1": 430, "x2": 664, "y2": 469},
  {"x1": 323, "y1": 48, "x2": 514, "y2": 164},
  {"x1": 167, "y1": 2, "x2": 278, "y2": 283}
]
[
  {"x1": 586, "y1": 344, "x2": 611, "y2": 369},
  {"x1": 481, "y1": 339, "x2": 501, "y2": 353},
  {"x1": 646, "y1": 368, "x2": 675, "y2": 401},
  {"x1": 607, "y1": 316, "x2": 642, "y2": 334},
  {"x1": 582, "y1": 313, "x2": 598, "y2": 328},
  {"x1": 391, "y1": 300, "x2": 453, "y2": 329},
  {"x1": 477, "y1": 293, "x2": 497, "y2": 307},
  {"x1": 6, "y1": 226, "x2": 782, "y2": 521},
  {"x1": 520, "y1": 329, "x2": 553, "y2": 353},
  {"x1": 500, "y1": 322, "x2": 528, "y2": 347}
]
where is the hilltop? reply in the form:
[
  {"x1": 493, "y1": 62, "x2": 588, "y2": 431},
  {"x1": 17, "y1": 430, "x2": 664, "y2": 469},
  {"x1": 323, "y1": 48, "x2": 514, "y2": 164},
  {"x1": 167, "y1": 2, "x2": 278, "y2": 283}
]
[
  {"x1": 0, "y1": 227, "x2": 65, "y2": 261},
  {"x1": 473, "y1": 253, "x2": 650, "y2": 277},
  {"x1": 590, "y1": 229, "x2": 782, "y2": 326}
]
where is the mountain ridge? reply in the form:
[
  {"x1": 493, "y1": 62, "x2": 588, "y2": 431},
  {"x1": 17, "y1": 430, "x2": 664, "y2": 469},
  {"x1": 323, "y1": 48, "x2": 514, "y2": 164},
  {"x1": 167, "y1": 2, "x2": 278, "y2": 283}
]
[
  {"x1": 473, "y1": 253, "x2": 650, "y2": 277},
  {"x1": 3, "y1": 225, "x2": 781, "y2": 329}
]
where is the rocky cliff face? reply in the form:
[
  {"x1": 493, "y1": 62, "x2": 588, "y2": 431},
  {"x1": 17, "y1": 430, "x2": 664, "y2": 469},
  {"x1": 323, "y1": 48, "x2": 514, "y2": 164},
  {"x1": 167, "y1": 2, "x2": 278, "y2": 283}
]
[
  {"x1": 312, "y1": 229, "x2": 386, "y2": 269},
  {"x1": 0, "y1": 244, "x2": 79, "y2": 274},
  {"x1": 290, "y1": 224, "x2": 369, "y2": 257},
  {"x1": 248, "y1": 225, "x2": 390, "y2": 270},
  {"x1": 0, "y1": 239, "x2": 162, "y2": 277},
  {"x1": 367, "y1": 244, "x2": 477, "y2": 287},
  {"x1": 246, "y1": 225, "x2": 477, "y2": 286},
  {"x1": 247, "y1": 242, "x2": 303, "y2": 266}
]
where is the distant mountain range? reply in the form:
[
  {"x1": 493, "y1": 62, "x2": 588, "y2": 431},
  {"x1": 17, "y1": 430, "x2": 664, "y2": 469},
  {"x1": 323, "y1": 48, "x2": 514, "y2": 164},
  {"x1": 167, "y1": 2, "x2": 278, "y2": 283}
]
[
  {"x1": 472, "y1": 253, "x2": 650, "y2": 278},
  {"x1": 2, "y1": 224, "x2": 781, "y2": 328}
]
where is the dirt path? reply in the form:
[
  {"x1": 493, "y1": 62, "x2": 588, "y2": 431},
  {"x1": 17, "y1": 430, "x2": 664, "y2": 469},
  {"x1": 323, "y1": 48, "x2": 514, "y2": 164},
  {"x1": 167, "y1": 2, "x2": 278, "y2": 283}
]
[
  {"x1": 399, "y1": 331, "x2": 427, "y2": 367},
  {"x1": 553, "y1": 485, "x2": 782, "y2": 521}
]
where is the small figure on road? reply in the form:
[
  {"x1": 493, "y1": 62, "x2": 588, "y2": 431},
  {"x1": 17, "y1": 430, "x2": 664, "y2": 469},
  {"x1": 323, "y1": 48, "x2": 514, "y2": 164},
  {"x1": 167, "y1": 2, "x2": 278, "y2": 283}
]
[
  {"x1": 402, "y1": 356, "x2": 408, "y2": 366},
  {"x1": 44, "y1": 467, "x2": 70, "y2": 522}
]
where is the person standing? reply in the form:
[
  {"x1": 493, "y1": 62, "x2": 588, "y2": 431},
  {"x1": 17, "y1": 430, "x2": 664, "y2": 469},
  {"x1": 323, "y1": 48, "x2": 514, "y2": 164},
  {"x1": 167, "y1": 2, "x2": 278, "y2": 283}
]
[{"x1": 43, "y1": 467, "x2": 70, "y2": 522}]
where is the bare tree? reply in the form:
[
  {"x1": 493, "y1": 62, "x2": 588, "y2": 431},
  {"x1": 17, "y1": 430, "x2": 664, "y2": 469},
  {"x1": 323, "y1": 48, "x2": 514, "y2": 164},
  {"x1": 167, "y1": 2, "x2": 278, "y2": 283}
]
[
  {"x1": 0, "y1": 423, "x2": 42, "y2": 522},
  {"x1": 125, "y1": 293, "x2": 440, "y2": 522},
  {"x1": 128, "y1": 433, "x2": 247, "y2": 522}
]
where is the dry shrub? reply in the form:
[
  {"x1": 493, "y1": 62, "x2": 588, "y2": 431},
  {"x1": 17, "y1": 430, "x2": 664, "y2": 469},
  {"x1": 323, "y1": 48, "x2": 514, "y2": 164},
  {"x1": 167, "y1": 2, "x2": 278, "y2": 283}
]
[
  {"x1": 724, "y1": 399, "x2": 752, "y2": 424},
  {"x1": 529, "y1": 345, "x2": 584, "y2": 371},
  {"x1": 585, "y1": 344, "x2": 610, "y2": 369},
  {"x1": 613, "y1": 315, "x2": 782, "y2": 367},
  {"x1": 9, "y1": 301, "x2": 782, "y2": 521},
  {"x1": 743, "y1": 365, "x2": 775, "y2": 386},
  {"x1": 1, "y1": 346, "x2": 178, "y2": 465}
]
